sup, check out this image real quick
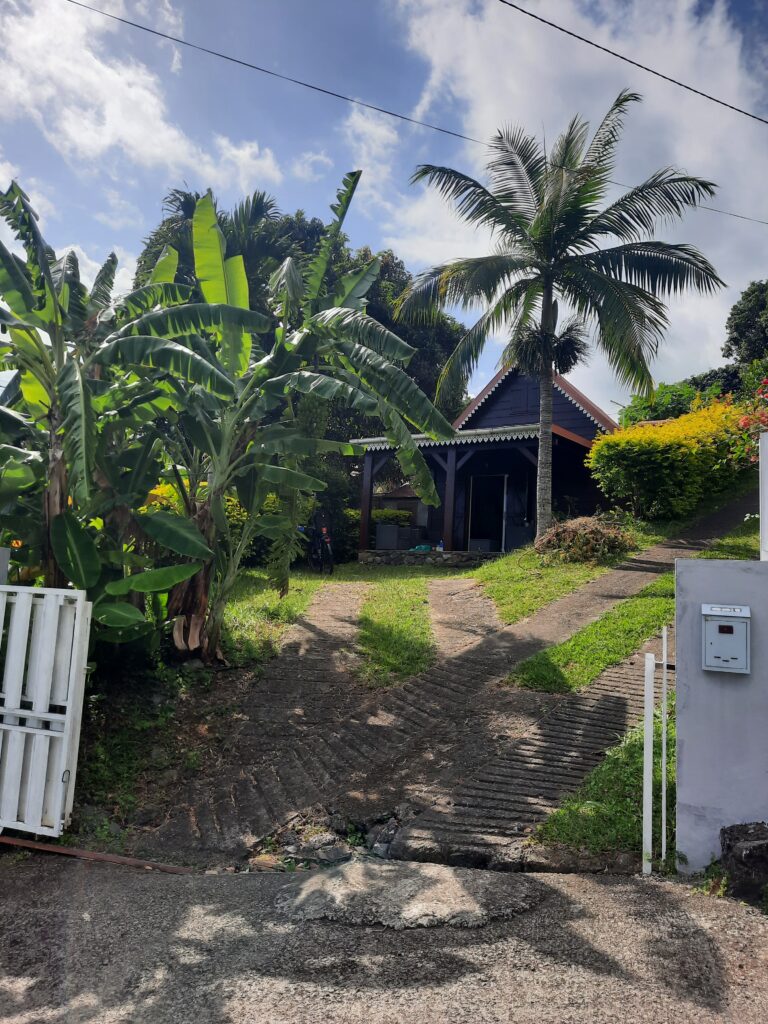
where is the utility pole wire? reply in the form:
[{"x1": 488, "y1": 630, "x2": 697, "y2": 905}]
[
  {"x1": 60, "y1": 0, "x2": 768, "y2": 228},
  {"x1": 495, "y1": 0, "x2": 768, "y2": 128}
]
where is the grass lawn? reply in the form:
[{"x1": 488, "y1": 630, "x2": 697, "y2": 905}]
[
  {"x1": 356, "y1": 575, "x2": 435, "y2": 686},
  {"x1": 531, "y1": 516, "x2": 759, "y2": 857},
  {"x1": 468, "y1": 547, "x2": 612, "y2": 625},
  {"x1": 461, "y1": 472, "x2": 757, "y2": 626},
  {"x1": 222, "y1": 569, "x2": 326, "y2": 667},
  {"x1": 537, "y1": 699, "x2": 676, "y2": 856},
  {"x1": 512, "y1": 573, "x2": 675, "y2": 694},
  {"x1": 509, "y1": 515, "x2": 759, "y2": 695}
]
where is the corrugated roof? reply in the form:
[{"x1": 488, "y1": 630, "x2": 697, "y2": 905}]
[{"x1": 352, "y1": 424, "x2": 540, "y2": 451}]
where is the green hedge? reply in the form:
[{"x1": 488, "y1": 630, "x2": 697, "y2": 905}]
[
  {"x1": 587, "y1": 399, "x2": 745, "y2": 519},
  {"x1": 371, "y1": 508, "x2": 412, "y2": 526}
]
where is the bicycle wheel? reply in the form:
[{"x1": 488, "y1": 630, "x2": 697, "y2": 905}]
[{"x1": 321, "y1": 541, "x2": 334, "y2": 575}]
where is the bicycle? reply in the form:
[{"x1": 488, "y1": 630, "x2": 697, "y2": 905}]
[{"x1": 305, "y1": 512, "x2": 334, "y2": 575}]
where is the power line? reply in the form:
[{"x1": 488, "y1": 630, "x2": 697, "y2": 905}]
[
  {"x1": 495, "y1": 0, "x2": 768, "y2": 128},
  {"x1": 61, "y1": 0, "x2": 483, "y2": 145},
  {"x1": 60, "y1": 0, "x2": 768, "y2": 228}
]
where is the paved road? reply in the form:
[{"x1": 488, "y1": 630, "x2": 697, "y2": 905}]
[{"x1": 1, "y1": 855, "x2": 767, "y2": 1023}]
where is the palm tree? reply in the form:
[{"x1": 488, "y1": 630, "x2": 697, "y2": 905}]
[{"x1": 398, "y1": 90, "x2": 723, "y2": 536}]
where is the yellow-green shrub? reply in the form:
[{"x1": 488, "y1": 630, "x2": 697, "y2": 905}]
[{"x1": 587, "y1": 399, "x2": 746, "y2": 519}]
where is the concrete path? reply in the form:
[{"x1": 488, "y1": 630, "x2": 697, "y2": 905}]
[
  {"x1": 1, "y1": 856, "x2": 767, "y2": 1024},
  {"x1": 390, "y1": 629, "x2": 672, "y2": 867},
  {"x1": 134, "y1": 491, "x2": 756, "y2": 867}
]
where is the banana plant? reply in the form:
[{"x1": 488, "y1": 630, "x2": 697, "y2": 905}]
[
  {"x1": 0, "y1": 183, "x2": 211, "y2": 640},
  {"x1": 100, "y1": 174, "x2": 454, "y2": 660}
]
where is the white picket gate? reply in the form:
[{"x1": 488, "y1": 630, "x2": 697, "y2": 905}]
[{"x1": 0, "y1": 586, "x2": 91, "y2": 837}]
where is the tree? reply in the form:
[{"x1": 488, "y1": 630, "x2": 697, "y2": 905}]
[
  {"x1": 107, "y1": 173, "x2": 452, "y2": 659},
  {"x1": 722, "y1": 280, "x2": 768, "y2": 364},
  {"x1": 342, "y1": 247, "x2": 468, "y2": 419},
  {"x1": 398, "y1": 90, "x2": 723, "y2": 536},
  {"x1": 0, "y1": 183, "x2": 206, "y2": 639}
]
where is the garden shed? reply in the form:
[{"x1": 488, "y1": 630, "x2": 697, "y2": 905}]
[{"x1": 356, "y1": 368, "x2": 617, "y2": 555}]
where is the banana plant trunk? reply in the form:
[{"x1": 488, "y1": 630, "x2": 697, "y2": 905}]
[
  {"x1": 535, "y1": 284, "x2": 556, "y2": 539},
  {"x1": 44, "y1": 411, "x2": 67, "y2": 589},
  {"x1": 167, "y1": 501, "x2": 215, "y2": 655}
]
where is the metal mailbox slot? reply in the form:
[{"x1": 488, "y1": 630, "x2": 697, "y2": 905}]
[{"x1": 701, "y1": 604, "x2": 751, "y2": 674}]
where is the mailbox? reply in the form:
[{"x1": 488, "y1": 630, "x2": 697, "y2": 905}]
[{"x1": 701, "y1": 604, "x2": 751, "y2": 674}]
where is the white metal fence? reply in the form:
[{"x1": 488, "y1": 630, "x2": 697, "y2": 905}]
[{"x1": 0, "y1": 586, "x2": 91, "y2": 837}]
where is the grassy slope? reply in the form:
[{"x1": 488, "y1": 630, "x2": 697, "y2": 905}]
[
  {"x1": 537, "y1": 701, "x2": 676, "y2": 856},
  {"x1": 356, "y1": 576, "x2": 435, "y2": 686},
  {"x1": 536, "y1": 517, "x2": 759, "y2": 854},
  {"x1": 222, "y1": 570, "x2": 326, "y2": 667},
  {"x1": 511, "y1": 516, "x2": 759, "y2": 694}
]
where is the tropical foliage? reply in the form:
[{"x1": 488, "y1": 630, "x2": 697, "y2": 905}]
[
  {"x1": 619, "y1": 379, "x2": 723, "y2": 426},
  {"x1": 0, "y1": 174, "x2": 452, "y2": 660},
  {"x1": 722, "y1": 280, "x2": 768, "y2": 364},
  {"x1": 398, "y1": 89, "x2": 722, "y2": 535},
  {"x1": 588, "y1": 398, "x2": 747, "y2": 518}
]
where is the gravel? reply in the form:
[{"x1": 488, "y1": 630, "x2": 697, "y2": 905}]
[{"x1": 1, "y1": 854, "x2": 767, "y2": 1023}]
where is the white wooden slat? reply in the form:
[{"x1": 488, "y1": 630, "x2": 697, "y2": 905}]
[
  {"x1": 60, "y1": 598, "x2": 91, "y2": 825},
  {"x1": 41, "y1": 734, "x2": 63, "y2": 829},
  {"x1": 25, "y1": 594, "x2": 61, "y2": 713},
  {"x1": 23, "y1": 733, "x2": 50, "y2": 828},
  {"x1": 0, "y1": 590, "x2": 8, "y2": 647},
  {"x1": 0, "y1": 730, "x2": 26, "y2": 823},
  {"x1": 2, "y1": 589, "x2": 34, "y2": 707},
  {"x1": 50, "y1": 600, "x2": 77, "y2": 705}
]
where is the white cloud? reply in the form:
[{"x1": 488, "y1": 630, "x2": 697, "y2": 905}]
[
  {"x1": 341, "y1": 107, "x2": 399, "y2": 213},
  {"x1": 134, "y1": 0, "x2": 184, "y2": 72},
  {"x1": 212, "y1": 135, "x2": 282, "y2": 191},
  {"x1": 94, "y1": 189, "x2": 144, "y2": 231},
  {"x1": 60, "y1": 243, "x2": 136, "y2": 298},
  {"x1": 0, "y1": 0, "x2": 280, "y2": 194},
  {"x1": 387, "y1": 0, "x2": 768, "y2": 410},
  {"x1": 291, "y1": 150, "x2": 334, "y2": 183}
]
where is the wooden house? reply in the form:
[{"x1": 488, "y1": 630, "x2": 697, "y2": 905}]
[{"x1": 356, "y1": 367, "x2": 617, "y2": 553}]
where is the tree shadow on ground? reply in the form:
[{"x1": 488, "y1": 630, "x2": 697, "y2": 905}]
[{"x1": 0, "y1": 855, "x2": 734, "y2": 1023}]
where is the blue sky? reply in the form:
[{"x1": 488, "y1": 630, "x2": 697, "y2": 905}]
[{"x1": 2, "y1": 0, "x2": 768, "y2": 412}]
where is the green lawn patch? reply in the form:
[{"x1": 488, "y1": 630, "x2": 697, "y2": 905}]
[
  {"x1": 536, "y1": 699, "x2": 675, "y2": 856},
  {"x1": 222, "y1": 569, "x2": 325, "y2": 667},
  {"x1": 356, "y1": 576, "x2": 435, "y2": 686},
  {"x1": 512, "y1": 573, "x2": 675, "y2": 694},
  {"x1": 469, "y1": 547, "x2": 610, "y2": 625},
  {"x1": 510, "y1": 513, "x2": 759, "y2": 695}
]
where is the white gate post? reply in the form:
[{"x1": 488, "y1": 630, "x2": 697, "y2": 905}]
[
  {"x1": 760, "y1": 432, "x2": 768, "y2": 562},
  {"x1": 642, "y1": 653, "x2": 656, "y2": 875},
  {"x1": 660, "y1": 627, "x2": 668, "y2": 864}
]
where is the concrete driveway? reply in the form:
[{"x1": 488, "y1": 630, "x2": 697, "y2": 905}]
[{"x1": 1, "y1": 855, "x2": 767, "y2": 1023}]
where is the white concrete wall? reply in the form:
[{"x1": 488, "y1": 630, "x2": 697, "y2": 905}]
[{"x1": 676, "y1": 559, "x2": 768, "y2": 872}]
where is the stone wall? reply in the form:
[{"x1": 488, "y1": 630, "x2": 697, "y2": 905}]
[{"x1": 358, "y1": 549, "x2": 499, "y2": 568}]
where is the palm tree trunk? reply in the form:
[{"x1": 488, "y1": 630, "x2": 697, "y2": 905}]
[{"x1": 535, "y1": 284, "x2": 556, "y2": 538}]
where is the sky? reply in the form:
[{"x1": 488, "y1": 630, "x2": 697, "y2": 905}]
[{"x1": 1, "y1": 0, "x2": 767, "y2": 415}]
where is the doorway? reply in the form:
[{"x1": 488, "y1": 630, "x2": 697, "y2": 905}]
[{"x1": 467, "y1": 474, "x2": 507, "y2": 551}]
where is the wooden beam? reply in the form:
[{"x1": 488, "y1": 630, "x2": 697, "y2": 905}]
[
  {"x1": 456, "y1": 449, "x2": 475, "y2": 472},
  {"x1": 518, "y1": 446, "x2": 538, "y2": 467},
  {"x1": 359, "y1": 452, "x2": 373, "y2": 551},
  {"x1": 0, "y1": 835, "x2": 194, "y2": 874},
  {"x1": 429, "y1": 451, "x2": 448, "y2": 472},
  {"x1": 551, "y1": 423, "x2": 593, "y2": 448},
  {"x1": 443, "y1": 447, "x2": 457, "y2": 551}
]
